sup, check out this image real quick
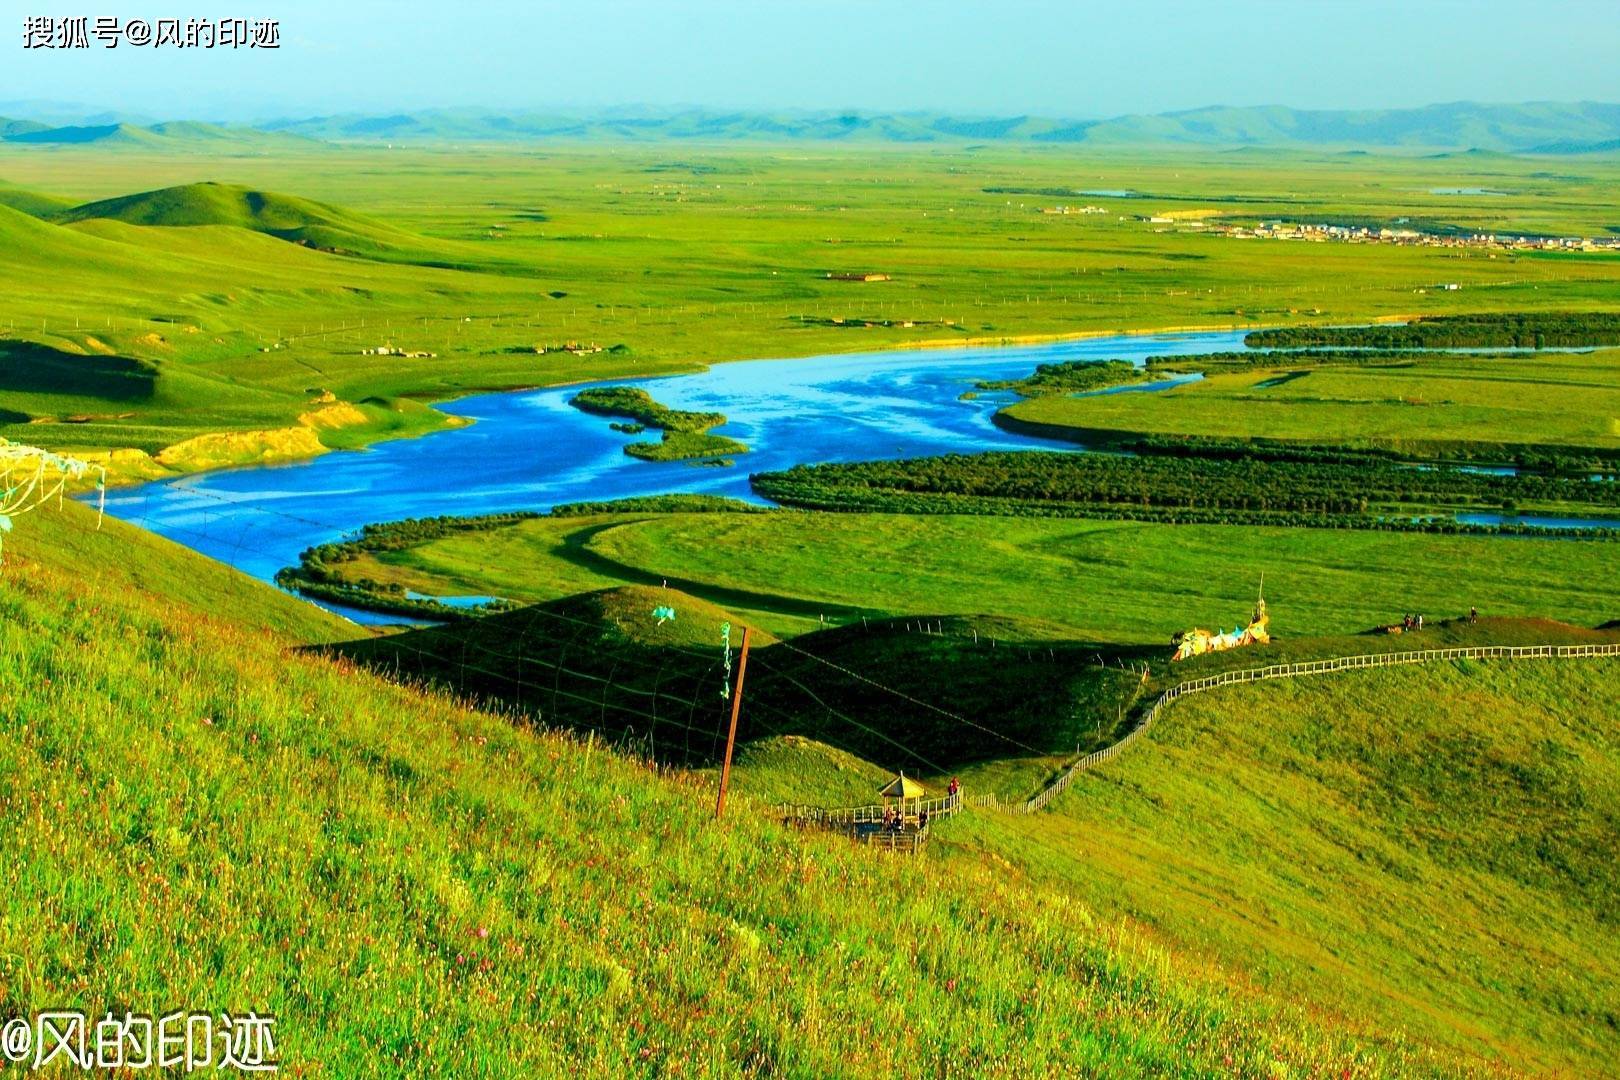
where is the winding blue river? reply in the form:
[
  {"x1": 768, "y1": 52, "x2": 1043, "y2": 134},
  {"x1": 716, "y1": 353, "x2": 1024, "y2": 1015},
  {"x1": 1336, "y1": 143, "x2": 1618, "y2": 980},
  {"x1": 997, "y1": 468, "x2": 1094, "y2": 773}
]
[
  {"x1": 100, "y1": 330, "x2": 1248, "y2": 586},
  {"x1": 99, "y1": 327, "x2": 1616, "y2": 615}
]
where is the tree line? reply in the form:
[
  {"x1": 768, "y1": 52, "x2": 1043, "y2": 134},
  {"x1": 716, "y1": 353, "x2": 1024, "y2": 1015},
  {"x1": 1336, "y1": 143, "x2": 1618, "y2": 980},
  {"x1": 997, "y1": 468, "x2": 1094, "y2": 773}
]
[
  {"x1": 750, "y1": 452, "x2": 1620, "y2": 534},
  {"x1": 1246, "y1": 312, "x2": 1620, "y2": 350}
]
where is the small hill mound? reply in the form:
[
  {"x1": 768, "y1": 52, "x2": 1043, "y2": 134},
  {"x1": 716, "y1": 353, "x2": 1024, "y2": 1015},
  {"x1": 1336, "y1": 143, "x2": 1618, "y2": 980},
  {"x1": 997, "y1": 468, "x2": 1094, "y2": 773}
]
[
  {"x1": 0, "y1": 178, "x2": 72, "y2": 219},
  {"x1": 743, "y1": 615, "x2": 1147, "y2": 770},
  {"x1": 329, "y1": 598, "x2": 1144, "y2": 771},
  {"x1": 58, "y1": 181, "x2": 430, "y2": 262},
  {"x1": 549, "y1": 583, "x2": 776, "y2": 651},
  {"x1": 325, "y1": 586, "x2": 748, "y2": 762}
]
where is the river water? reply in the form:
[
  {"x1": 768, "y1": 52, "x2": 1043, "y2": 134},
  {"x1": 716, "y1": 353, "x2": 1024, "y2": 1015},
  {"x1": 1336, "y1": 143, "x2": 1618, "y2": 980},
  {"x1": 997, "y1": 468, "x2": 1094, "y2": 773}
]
[
  {"x1": 100, "y1": 330, "x2": 1248, "y2": 585},
  {"x1": 99, "y1": 327, "x2": 1614, "y2": 606}
]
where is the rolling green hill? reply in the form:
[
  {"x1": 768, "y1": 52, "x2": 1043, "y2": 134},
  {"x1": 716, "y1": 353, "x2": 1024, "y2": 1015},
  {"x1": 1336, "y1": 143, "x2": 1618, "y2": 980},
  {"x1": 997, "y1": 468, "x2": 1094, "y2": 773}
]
[
  {"x1": 954, "y1": 651, "x2": 1620, "y2": 1075},
  {"x1": 0, "y1": 177, "x2": 72, "y2": 218},
  {"x1": 3, "y1": 122, "x2": 163, "y2": 147},
  {"x1": 0, "y1": 501, "x2": 1475, "y2": 1077},
  {"x1": 325, "y1": 586, "x2": 1146, "y2": 773},
  {"x1": 0, "y1": 117, "x2": 49, "y2": 138},
  {"x1": 58, "y1": 181, "x2": 434, "y2": 261}
]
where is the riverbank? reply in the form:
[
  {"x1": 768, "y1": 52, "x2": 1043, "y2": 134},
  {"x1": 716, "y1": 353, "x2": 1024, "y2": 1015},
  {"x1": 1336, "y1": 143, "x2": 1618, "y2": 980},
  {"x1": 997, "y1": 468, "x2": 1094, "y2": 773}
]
[{"x1": 73, "y1": 318, "x2": 1306, "y2": 490}]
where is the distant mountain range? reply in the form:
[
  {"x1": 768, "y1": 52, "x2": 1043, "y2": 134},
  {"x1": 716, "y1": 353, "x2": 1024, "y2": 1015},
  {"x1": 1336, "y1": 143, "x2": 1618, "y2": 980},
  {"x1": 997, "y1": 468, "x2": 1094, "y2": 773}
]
[
  {"x1": 3, "y1": 101, "x2": 1620, "y2": 153},
  {"x1": 0, "y1": 120, "x2": 319, "y2": 150}
]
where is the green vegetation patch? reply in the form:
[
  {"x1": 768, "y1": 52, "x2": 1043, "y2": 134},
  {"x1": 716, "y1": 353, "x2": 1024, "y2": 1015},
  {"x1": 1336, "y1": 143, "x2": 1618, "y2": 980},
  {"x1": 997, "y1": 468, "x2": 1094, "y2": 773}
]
[
  {"x1": 1248, "y1": 310, "x2": 1620, "y2": 349},
  {"x1": 623, "y1": 430, "x2": 747, "y2": 462},
  {"x1": 751, "y1": 451, "x2": 1620, "y2": 532},
  {"x1": 569, "y1": 386, "x2": 723, "y2": 432},
  {"x1": 975, "y1": 358, "x2": 1153, "y2": 395},
  {"x1": 570, "y1": 385, "x2": 748, "y2": 462},
  {"x1": 1000, "y1": 349, "x2": 1620, "y2": 466}
]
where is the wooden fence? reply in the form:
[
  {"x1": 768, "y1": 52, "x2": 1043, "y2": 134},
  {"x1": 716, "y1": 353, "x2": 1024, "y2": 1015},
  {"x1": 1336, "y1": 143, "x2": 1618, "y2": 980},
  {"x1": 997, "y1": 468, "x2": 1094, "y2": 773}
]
[
  {"x1": 778, "y1": 791, "x2": 963, "y2": 828},
  {"x1": 1019, "y1": 641, "x2": 1620, "y2": 814}
]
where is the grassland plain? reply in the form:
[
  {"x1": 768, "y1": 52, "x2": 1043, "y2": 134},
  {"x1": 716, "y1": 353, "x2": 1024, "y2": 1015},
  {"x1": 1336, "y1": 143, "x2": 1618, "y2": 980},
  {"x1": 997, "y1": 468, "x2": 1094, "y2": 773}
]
[
  {"x1": 317, "y1": 508, "x2": 1620, "y2": 643},
  {"x1": 0, "y1": 500, "x2": 1515, "y2": 1080},
  {"x1": 7, "y1": 140, "x2": 1620, "y2": 1077},
  {"x1": 2, "y1": 144, "x2": 1620, "y2": 477},
  {"x1": 999, "y1": 349, "x2": 1620, "y2": 458}
]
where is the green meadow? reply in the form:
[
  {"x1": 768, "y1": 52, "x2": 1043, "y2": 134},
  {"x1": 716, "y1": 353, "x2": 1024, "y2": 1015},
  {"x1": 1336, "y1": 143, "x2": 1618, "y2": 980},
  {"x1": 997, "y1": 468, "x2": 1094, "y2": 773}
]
[
  {"x1": 1002, "y1": 348, "x2": 1620, "y2": 458},
  {"x1": 2, "y1": 143, "x2": 1620, "y2": 474},
  {"x1": 314, "y1": 508, "x2": 1620, "y2": 642},
  {"x1": 4, "y1": 139, "x2": 1620, "y2": 1077}
]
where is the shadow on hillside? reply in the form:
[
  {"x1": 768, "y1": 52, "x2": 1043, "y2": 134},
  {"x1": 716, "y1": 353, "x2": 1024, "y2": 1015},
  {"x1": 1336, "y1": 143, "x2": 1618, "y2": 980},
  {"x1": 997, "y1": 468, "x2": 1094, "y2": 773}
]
[
  {"x1": 318, "y1": 599, "x2": 1151, "y2": 773},
  {"x1": 0, "y1": 342, "x2": 156, "y2": 401}
]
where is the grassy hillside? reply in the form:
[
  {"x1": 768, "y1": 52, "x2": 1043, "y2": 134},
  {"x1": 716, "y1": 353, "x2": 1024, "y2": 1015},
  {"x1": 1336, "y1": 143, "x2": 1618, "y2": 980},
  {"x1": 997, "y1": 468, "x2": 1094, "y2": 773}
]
[
  {"x1": 0, "y1": 177, "x2": 71, "y2": 217},
  {"x1": 0, "y1": 506, "x2": 1473, "y2": 1077},
  {"x1": 58, "y1": 180, "x2": 441, "y2": 263},
  {"x1": 4, "y1": 122, "x2": 164, "y2": 147},
  {"x1": 952, "y1": 656, "x2": 1620, "y2": 1075},
  {"x1": 326, "y1": 586, "x2": 1144, "y2": 775},
  {"x1": 3, "y1": 497, "x2": 349, "y2": 642}
]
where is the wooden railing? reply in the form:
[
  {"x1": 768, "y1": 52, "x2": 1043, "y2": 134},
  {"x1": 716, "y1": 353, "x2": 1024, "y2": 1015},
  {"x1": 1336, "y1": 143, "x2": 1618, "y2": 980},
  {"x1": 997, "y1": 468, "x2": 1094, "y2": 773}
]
[
  {"x1": 1019, "y1": 640, "x2": 1620, "y2": 813},
  {"x1": 778, "y1": 791, "x2": 963, "y2": 828}
]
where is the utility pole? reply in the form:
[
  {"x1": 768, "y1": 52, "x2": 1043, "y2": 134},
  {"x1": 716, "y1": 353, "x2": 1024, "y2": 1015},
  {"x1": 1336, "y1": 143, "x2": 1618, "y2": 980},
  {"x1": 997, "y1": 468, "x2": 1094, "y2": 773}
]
[{"x1": 714, "y1": 626, "x2": 752, "y2": 819}]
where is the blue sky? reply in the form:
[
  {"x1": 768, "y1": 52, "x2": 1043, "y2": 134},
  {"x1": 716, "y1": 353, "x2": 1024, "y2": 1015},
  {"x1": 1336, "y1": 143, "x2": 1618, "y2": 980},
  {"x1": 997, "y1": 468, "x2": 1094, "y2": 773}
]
[{"x1": 7, "y1": 0, "x2": 1618, "y2": 121}]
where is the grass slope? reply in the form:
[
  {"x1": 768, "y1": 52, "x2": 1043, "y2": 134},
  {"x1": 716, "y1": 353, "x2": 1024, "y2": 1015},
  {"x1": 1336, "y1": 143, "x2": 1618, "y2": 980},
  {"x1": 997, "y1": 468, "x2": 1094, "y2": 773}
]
[
  {"x1": 0, "y1": 515, "x2": 1461, "y2": 1077},
  {"x1": 326, "y1": 585, "x2": 1142, "y2": 775},
  {"x1": 4, "y1": 497, "x2": 349, "y2": 642},
  {"x1": 958, "y1": 655, "x2": 1620, "y2": 1075},
  {"x1": 0, "y1": 177, "x2": 72, "y2": 217},
  {"x1": 58, "y1": 180, "x2": 437, "y2": 263}
]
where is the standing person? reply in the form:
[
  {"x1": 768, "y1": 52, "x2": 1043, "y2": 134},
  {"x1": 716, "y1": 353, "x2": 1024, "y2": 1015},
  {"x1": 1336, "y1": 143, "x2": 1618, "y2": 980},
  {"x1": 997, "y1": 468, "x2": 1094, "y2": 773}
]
[
  {"x1": 918, "y1": 808, "x2": 929, "y2": 831},
  {"x1": 1417, "y1": 613, "x2": 1424, "y2": 631},
  {"x1": 1470, "y1": 606, "x2": 1478, "y2": 625},
  {"x1": 948, "y1": 776, "x2": 960, "y2": 808}
]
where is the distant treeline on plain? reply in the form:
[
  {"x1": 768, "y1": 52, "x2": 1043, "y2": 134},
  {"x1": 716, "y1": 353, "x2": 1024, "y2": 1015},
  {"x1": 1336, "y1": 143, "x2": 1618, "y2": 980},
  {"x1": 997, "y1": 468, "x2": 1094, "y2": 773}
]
[{"x1": 1247, "y1": 312, "x2": 1620, "y2": 350}]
